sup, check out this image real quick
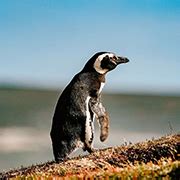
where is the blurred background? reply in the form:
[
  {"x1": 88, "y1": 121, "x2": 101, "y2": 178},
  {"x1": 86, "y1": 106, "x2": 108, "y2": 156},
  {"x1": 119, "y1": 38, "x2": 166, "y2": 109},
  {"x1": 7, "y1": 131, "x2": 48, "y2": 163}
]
[{"x1": 0, "y1": 0, "x2": 180, "y2": 171}]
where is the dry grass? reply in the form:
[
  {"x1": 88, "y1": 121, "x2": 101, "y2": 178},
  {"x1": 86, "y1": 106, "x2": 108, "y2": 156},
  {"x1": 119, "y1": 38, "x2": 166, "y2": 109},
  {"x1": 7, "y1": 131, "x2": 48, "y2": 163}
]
[{"x1": 1, "y1": 134, "x2": 179, "y2": 179}]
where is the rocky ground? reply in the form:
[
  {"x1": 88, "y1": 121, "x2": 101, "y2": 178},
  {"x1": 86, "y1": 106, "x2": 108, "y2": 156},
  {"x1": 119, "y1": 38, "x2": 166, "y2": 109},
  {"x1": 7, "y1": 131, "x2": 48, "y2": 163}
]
[{"x1": 1, "y1": 134, "x2": 179, "y2": 179}]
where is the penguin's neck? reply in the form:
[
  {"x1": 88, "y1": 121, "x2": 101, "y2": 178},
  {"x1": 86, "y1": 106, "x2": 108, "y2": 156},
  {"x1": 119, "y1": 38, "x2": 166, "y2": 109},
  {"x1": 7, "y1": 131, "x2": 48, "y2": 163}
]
[{"x1": 90, "y1": 71, "x2": 106, "y2": 83}]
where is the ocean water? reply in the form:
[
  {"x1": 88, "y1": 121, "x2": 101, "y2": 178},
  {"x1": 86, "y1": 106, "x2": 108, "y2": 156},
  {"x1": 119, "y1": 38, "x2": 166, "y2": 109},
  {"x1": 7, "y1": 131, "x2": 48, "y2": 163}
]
[{"x1": 0, "y1": 88, "x2": 179, "y2": 171}]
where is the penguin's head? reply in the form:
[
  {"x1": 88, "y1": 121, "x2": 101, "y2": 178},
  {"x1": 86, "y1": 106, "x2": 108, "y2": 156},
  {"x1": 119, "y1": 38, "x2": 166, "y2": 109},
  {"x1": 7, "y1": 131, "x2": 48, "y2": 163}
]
[{"x1": 83, "y1": 52, "x2": 129, "y2": 74}]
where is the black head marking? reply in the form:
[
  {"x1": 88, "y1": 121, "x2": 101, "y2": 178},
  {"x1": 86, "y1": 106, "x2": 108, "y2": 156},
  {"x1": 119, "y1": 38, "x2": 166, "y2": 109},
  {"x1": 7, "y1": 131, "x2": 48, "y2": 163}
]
[
  {"x1": 93, "y1": 52, "x2": 117, "y2": 74},
  {"x1": 101, "y1": 55, "x2": 117, "y2": 71},
  {"x1": 82, "y1": 52, "x2": 129, "y2": 74}
]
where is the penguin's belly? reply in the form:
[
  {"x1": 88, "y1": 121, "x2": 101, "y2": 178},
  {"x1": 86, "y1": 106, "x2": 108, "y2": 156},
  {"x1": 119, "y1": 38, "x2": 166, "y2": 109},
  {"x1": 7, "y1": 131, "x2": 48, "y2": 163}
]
[
  {"x1": 99, "y1": 82, "x2": 105, "y2": 93},
  {"x1": 85, "y1": 96, "x2": 94, "y2": 145}
]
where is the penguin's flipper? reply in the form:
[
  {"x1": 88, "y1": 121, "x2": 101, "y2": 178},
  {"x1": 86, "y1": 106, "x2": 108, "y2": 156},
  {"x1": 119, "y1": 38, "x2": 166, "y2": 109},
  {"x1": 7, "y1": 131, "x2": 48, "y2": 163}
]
[
  {"x1": 98, "y1": 112, "x2": 109, "y2": 142},
  {"x1": 89, "y1": 97, "x2": 110, "y2": 142}
]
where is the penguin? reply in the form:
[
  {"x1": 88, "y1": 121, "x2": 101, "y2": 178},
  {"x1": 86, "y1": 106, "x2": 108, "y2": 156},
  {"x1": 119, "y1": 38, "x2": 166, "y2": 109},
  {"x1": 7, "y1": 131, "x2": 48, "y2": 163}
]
[{"x1": 50, "y1": 52, "x2": 129, "y2": 162}]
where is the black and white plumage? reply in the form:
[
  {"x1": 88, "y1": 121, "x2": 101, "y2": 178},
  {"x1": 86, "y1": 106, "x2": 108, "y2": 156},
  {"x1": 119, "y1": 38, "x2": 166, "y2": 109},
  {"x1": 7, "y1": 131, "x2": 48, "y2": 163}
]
[{"x1": 50, "y1": 52, "x2": 129, "y2": 162}]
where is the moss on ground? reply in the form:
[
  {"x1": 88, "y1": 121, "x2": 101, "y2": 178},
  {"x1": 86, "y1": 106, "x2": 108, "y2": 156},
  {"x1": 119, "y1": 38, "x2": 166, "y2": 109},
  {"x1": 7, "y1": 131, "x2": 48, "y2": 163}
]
[{"x1": 1, "y1": 134, "x2": 179, "y2": 179}]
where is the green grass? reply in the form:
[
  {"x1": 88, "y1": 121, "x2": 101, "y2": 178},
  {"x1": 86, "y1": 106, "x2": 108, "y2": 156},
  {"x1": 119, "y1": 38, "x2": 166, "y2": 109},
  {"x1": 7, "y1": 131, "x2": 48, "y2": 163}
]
[
  {"x1": 1, "y1": 134, "x2": 179, "y2": 179},
  {"x1": 7, "y1": 159, "x2": 180, "y2": 179}
]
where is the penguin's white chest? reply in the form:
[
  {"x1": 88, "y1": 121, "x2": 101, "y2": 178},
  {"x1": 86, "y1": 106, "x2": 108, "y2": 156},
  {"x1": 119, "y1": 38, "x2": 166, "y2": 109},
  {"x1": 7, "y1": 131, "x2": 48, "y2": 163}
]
[
  {"x1": 99, "y1": 82, "x2": 105, "y2": 93},
  {"x1": 84, "y1": 82, "x2": 105, "y2": 146},
  {"x1": 85, "y1": 96, "x2": 93, "y2": 145}
]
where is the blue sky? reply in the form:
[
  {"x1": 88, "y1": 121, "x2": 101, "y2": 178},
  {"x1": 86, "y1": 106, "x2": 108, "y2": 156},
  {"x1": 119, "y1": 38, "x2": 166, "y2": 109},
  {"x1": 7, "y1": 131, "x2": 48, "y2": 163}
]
[{"x1": 0, "y1": 0, "x2": 180, "y2": 94}]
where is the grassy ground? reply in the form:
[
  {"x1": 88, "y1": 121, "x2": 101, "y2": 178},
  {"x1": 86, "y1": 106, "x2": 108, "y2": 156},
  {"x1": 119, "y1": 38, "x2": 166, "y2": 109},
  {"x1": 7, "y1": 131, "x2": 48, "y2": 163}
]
[{"x1": 1, "y1": 134, "x2": 179, "y2": 179}]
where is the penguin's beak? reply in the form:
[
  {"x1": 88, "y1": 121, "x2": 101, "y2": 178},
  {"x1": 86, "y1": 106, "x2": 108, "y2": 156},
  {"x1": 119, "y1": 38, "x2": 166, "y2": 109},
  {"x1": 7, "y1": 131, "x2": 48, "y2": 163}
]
[{"x1": 116, "y1": 56, "x2": 129, "y2": 64}]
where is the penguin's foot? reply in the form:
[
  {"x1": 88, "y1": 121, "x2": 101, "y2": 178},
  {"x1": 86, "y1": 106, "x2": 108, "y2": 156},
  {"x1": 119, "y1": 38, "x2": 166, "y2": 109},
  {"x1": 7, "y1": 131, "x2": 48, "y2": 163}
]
[
  {"x1": 86, "y1": 147, "x2": 96, "y2": 153},
  {"x1": 83, "y1": 145, "x2": 96, "y2": 153}
]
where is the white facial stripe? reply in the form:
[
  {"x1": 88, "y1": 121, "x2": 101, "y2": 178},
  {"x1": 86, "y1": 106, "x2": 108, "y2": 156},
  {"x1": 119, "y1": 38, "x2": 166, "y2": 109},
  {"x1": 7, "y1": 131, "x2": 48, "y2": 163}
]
[
  {"x1": 94, "y1": 61, "x2": 108, "y2": 74},
  {"x1": 93, "y1": 53, "x2": 115, "y2": 74},
  {"x1": 99, "y1": 53, "x2": 115, "y2": 59},
  {"x1": 85, "y1": 96, "x2": 94, "y2": 145}
]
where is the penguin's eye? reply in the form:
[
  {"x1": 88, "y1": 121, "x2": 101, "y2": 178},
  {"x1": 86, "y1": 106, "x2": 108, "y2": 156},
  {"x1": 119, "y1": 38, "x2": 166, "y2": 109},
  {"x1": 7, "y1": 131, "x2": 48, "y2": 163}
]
[
  {"x1": 110, "y1": 56, "x2": 117, "y2": 61},
  {"x1": 111, "y1": 56, "x2": 116, "y2": 60}
]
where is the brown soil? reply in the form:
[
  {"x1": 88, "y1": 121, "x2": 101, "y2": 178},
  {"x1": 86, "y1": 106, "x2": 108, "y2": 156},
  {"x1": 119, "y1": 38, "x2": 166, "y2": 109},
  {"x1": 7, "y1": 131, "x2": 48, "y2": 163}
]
[{"x1": 1, "y1": 134, "x2": 179, "y2": 179}]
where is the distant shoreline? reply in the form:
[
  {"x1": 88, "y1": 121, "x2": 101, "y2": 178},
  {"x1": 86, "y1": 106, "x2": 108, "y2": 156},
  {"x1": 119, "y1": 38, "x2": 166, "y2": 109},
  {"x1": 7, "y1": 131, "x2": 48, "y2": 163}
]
[{"x1": 1, "y1": 85, "x2": 180, "y2": 97}]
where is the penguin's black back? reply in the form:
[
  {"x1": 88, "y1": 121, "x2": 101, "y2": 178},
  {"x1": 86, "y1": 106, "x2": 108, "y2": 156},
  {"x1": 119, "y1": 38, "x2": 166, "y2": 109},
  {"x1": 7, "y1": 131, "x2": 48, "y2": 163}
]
[{"x1": 51, "y1": 71, "x2": 104, "y2": 133}]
